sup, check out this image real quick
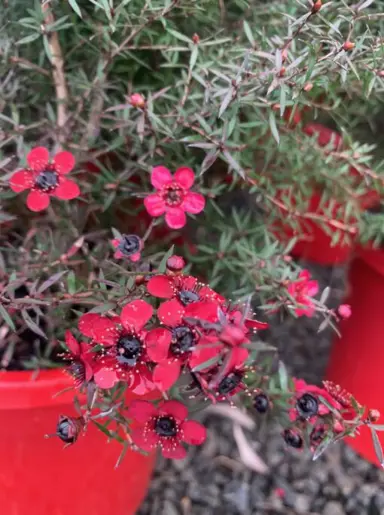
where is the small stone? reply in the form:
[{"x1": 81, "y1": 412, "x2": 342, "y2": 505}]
[
  {"x1": 323, "y1": 501, "x2": 346, "y2": 515},
  {"x1": 294, "y1": 494, "x2": 311, "y2": 514},
  {"x1": 223, "y1": 479, "x2": 250, "y2": 513}
]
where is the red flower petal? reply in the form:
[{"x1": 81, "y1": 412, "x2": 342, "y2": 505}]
[
  {"x1": 229, "y1": 347, "x2": 249, "y2": 368},
  {"x1": 161, "y1": 441, "x2": 187, "y2": 460},
  {"x1": 92, "y1": 317, "x2": 120, "y2": 346},
  {"x1": 78, "y1": 313, "x2": 100, "y2": 338},
  {"x1": 185, "y1": 300, "x2": 219, "y2": 323},
  {"x1": 65, "y1": 330, "x2": 80, "y2": 356},
  {"x1": 147, "y1": 275, "x2": 174, "y2": 298},
  {"x1": 159, "y1": 400, "x2": 188, "y2": 421},
  {"x1": 27, "y1": 147, "x2": 50, "y2": 172},
  {"x1": 146, "y1": 327, "x2": 172, "y2": 362},
  {"x1": 84, "y1": 360, "x2": 94, "y2": 382},
  {"x1": 114, "y1": 250, "x2": 123, "y2": 259},
  {"x1": 189, "y1": 343, "x2": 221, "y2": 371},
  {"x1": 144, "y1": 193, "x2": 166, "y2": 217},
  {"x1": 153, "y1": 361, "x2": 181, "y2": 391},
  {"x1": 179, "y1": 275, "x2": 197, "y2": 291},
  {"x1": 245, "y1": 319, "x2": 269, "y2": 330},
  {"x1": 131, "y1": 367, "x2": 157, "y2": 395},
  {"x1": 174, "y1": 167, "x2": 195, "y2": 189},
  {"x1": 54, "y1": 179, "x2": 80, "y2": 200},
  {"x1": 111, "y1": 239, "x2": 120, "y2": 248},
  {"x1": 165, "y1": 207, "x2": 186, "y2": 229},
  {"x1": 26, "y1": 190, "x2": 50, "y2": 212},
  {"x1": 181, "y1": 191, "x2": 205, "y2": 214},
  {"x1": 158, "y1": 298, "x2": 185, "y2": 326},
  {"x1": 131, "y1": 427, "x2": 158, "y2": 452},
  {"x1": 10, "y1": 170, "x2": 34, "y2": 192},
  {"x1": 130, "y1": 252, "x2": 141, "y2": 262},
  {"x1": 93, "y1": 367, "x2": 119, "y2": 389},
  {"x1": 181, "y1": 420, "x2": 207, "y2": 445},
  {"x1": 121, "y1": 299, "x2": 153, "y2": 332},
  {"x1": 53, "y1": 151, "x2": 75, "y2": 175},
  {"x1": 150, "y1": 166, "x2": 172, "y2": 189},
  {"x1": 128, "y1": 400, "x2": 157, "y2": 423}
]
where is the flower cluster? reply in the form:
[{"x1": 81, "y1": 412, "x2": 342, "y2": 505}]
[{"x1": 60, "y1": 258, "x2": 372, "y2": 460}]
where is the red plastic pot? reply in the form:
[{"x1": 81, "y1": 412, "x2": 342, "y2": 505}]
[
  {"x1": 326, "y1": 258, "x2": 384, "y2": 465},
  {"x1": 356, "y1": 243, "x2": 384, "y2": 277},
  {"x1": 0, "y1": 369, "x2": 156, "y2": 515}
]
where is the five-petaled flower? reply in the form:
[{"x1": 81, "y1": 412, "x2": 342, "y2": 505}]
[
  {"x1": 78, "y1": 300, "x2": 156, "y2": 393},
  {"x1": 111, "y1": 234, "x2": 143, "y2": 262},
  {"x1": 287, "y1": 270, "x2": 319, "y2": 317},
  {"x1": 144, "y1": 166, "x2": 205, "y2": 229},
  {"x1": 10, "y1": 146, "x2": 80, "y2": 212},
  {"x1": 128, "y1": 400, "x2": 206, "y2": 459}
]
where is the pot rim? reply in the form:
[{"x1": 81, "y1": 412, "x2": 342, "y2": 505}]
[{"x1": 0, "y1": 368, "x2": 76, "y2": 411}]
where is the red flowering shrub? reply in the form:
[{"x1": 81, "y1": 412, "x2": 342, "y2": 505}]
[{"x1": 1, "y1": 0, "x2": 384, "y2": 471}]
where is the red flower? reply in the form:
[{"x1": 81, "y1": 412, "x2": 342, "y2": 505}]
[
  {"x1": 78, "y1": 301, "x2": 156, "y2": 393},
  {"x1": 10, "y1": 147, "x2": 80, "y2": 212},
  {"x1": 147, "y1": 274, "x2": 224, "y2": 326},
  {"x1": 144, "y1": 166, "x2": 205, "y2": 229},
  {"x1": 64, "y1": 330, "x2": 94, "y2": 387},
  {"x1": 195, "y1": 347, "x2": 249, "y2": 402},
  {"x1": 111, "y1": 234, "x2": 143, "y2": 262},
  {"x1": 129, "y1": 93, "x2": 145, "y2": 108},
  {"x1": 287, "y1": 270, "x2": 319, "y2": 317},
  {"x1": 128, "y1": 400, "x2": 206, "y2": 459}
]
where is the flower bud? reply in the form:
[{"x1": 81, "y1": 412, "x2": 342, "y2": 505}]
[
  {"x1": 311, "y1": 0, "x2": 322, "y2": 13},
  {"x1": 283, "y1": 429, "x2": 303, "y2": 449},
  {"x1": 303, "y1": 82, "x2": 313, "y2": 92},
  {"x1": 219, "y1": 324, "x2": 246, "y2": 346},
  {"x1": 343, "y1": 41, "x2": 355, "y2": 52},
  {"x1": 192, "y1": 33, "x2": 200, "y2": 45},
  {"x1": 129, "y1": 93, "x2": 145, "y2": 108},
  {"x1": 56, "y1": 415, "x2": 84, "y2": 444},
  {"x1": 296, "y1": 393, "x2": 319, "y2": 419},
  {"x1": 338, "y1": 304, "x2": 351, "y2": 319},
  {"x1": 253, "y1": 393, "x2": 269, "y2": 413},
  {"x1": 166, "y1": 255, "x2": 185, "y2": 274},
  {"x1": 368, "y1": 409, "x2": 381, "y2": 423}
]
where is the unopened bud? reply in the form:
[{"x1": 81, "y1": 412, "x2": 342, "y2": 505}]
[
  {"x1": 166, "y1": 255, "x2": 185, "y2": 274},
  {"x1": 272, "y1": 103, "x2": 280, "y2": 111},
  {"x1": 378, "y1": 70, "x2": 384, "y2": 77},
  {"x1": 278, "y1": 67, "x2": 286, "y2": 77},
  {"x1": 311, "y1": 0, "x2": 322, "y2": 13},
  {"x1": 343, "y1": 41, "x2": 355, "y2": 52},
  {"x1": 192, "y1": 33, "x2": 200, "y2": 45},
  {"x1": 129, "y1": 93, "x2": 145, "y2": 108},
  {"x1": 46, "y1": 415, "x2": 84, "y2": 445},
  {"x1": 368, "y1": 409, "x2": 381, "y2": 423},
  {"x1": 338, "y1": 304, "x2": 352, "y2": 319},
  {"x1": 303, "y1": 82, "x2": 314, "y2": 92}
]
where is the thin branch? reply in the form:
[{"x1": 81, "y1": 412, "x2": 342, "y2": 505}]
[
  {"x1": 0, "y1": 50, "x2": 50, "y2": 77},
  {"x1": 41, "y1": 1, "x2": 69, "y2": 145}
]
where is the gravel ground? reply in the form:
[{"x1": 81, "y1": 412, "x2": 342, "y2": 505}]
[{"x1": 138, "y1": 263, "x2": 384, "y2": 515}]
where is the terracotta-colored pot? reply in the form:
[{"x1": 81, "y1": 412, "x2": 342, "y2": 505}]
[
  {"x1": 326, "y1": 258, "x2": 384, "y2": 465},
  {"x1": 0, "y1": 369, "x2": 155, "y2": 515}
]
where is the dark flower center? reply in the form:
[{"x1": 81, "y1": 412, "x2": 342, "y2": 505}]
[
  {"x1": 35, "y1": 170, "x2": 58, "y2": 191},
  {"x1": 283, "y1": 429, "x2": 303, "y2": 449},
  {"x1": 178, "y1": 289, "x2": 200, "y2": 306},
  {"x1": 116, "y1": 334, "x2": 142, "y2": 366},
  {"x1": 163, "y1": 183, "x2": 184, "y2": 206},
  {"x1": 68, "y1": 361, "x2": 86, "y2": 385},
  {"x1": 296, "y1": 393, "x2": 319, "y2": 418},
  {"x1": 154, "y1": 416, "x2": 177, "y2": 437},
  {"x1": 57, "y1": 418, "x2": 76, "y2": 444},
  {"x1": 170, "y1": 326, "x2": 196, "y2": 356},
  {"x1": 218, "y1": 371, "x2": 243, "y2": 395},
  {"x1": 253, "y1": 393, "x2": 269, "y2": 413},
  {"x1": 118, "y1": 234, "x2": 141, "y2": 256}
]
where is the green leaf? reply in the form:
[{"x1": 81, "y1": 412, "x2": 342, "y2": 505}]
[
  {"x1": 192, "y1": 354, "x2": 221, "y2": 372},
  {"x1": 68, "y1": 0, "x2": 82, "y2": 17},
  {"x1": 167, "y1": 29, "x2": 192, "y2": 44},
  {"x1": 158, "y1": 245, "x2": 175, "y2": 273},
  {"x1": 0, "y1": 304, "x2": 15, "y2": 331},
  {"x1": 190, "y1": 45, "x2": 198, "y2": 70},
  {"x1": 243, "y1": 21, "x2": 255, "y2": 47},
  {"x1": 17, "y1": 33, "x2": 40, "y2": 45},
  {"x1": 21, "y1": 310, "x2": 47, "y2": 339},
  {"x1": 269, "y1": 111, "x2": 280, "y2": 144},
  {"x1": 370, "y1": 427, "x2": 384, "y2": 468},
  {"x1": 38, "y1": 271, "x2": 67, "y2": 293},
  {"x1": 278, "y1": 361, "x2": 288, "y2": 391}
]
